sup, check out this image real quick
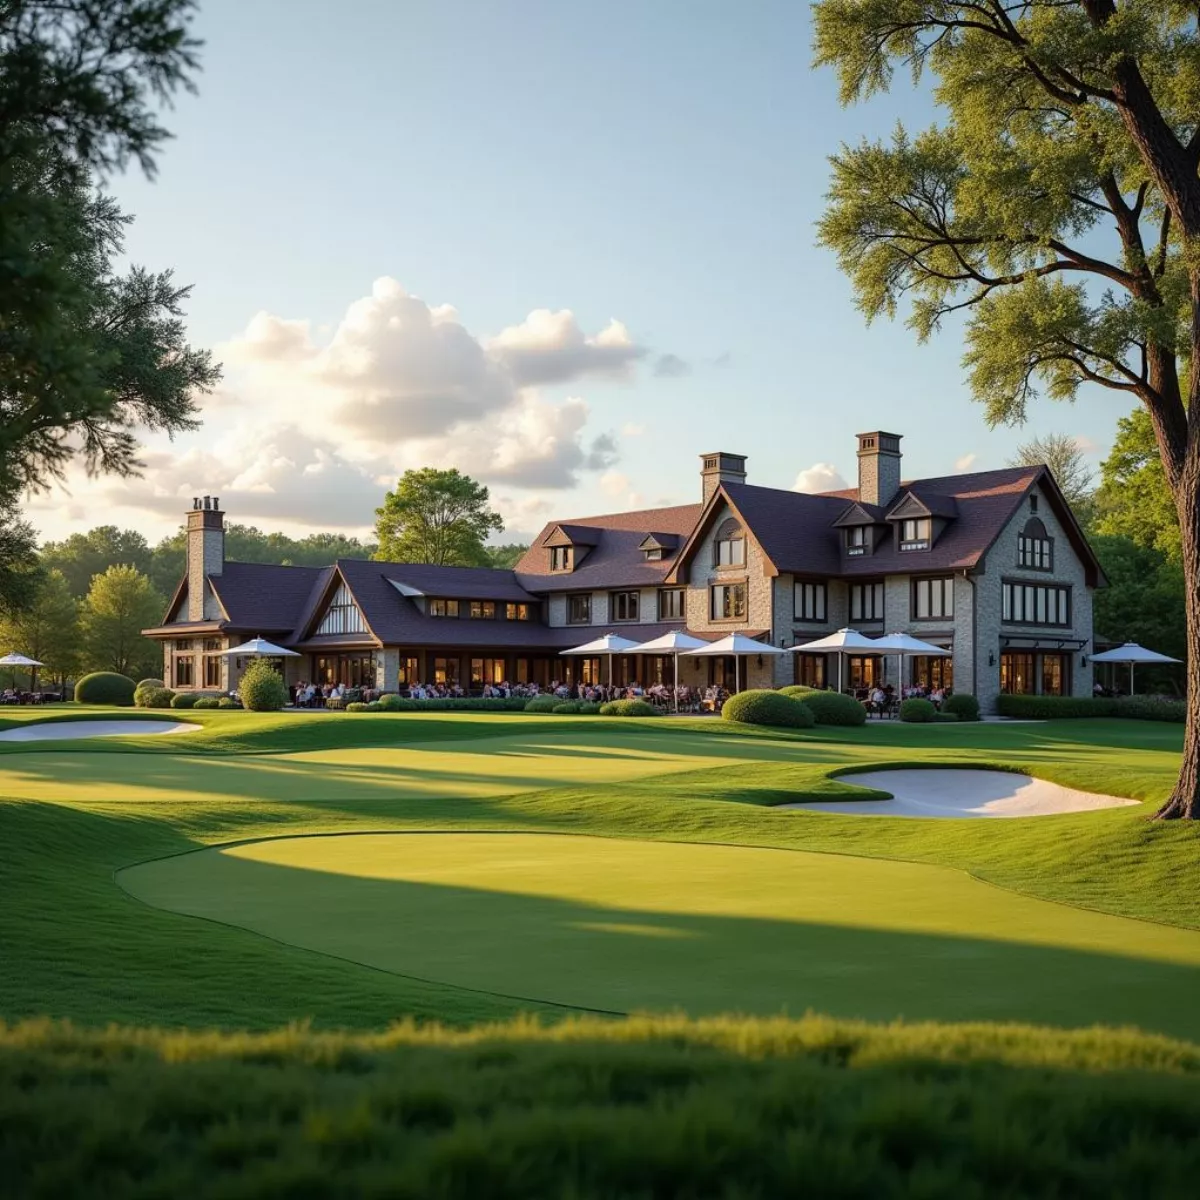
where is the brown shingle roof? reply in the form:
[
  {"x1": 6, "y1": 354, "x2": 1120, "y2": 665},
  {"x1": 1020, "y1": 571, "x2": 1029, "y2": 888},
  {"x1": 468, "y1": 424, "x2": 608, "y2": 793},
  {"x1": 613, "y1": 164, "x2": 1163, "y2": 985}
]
[{"x1": 207, "y1": 562, "x2": 328, "y2": 632}]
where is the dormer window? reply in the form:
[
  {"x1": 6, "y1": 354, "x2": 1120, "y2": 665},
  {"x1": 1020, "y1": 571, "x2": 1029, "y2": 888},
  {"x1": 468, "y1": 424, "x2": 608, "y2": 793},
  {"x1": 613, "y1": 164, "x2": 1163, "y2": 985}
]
[
  {"x1": 643, "y1": 547, "x2": 663, "y2": 561},
  {"x1": 845, "y1": 526, "x2": 868, "y2": 556},
  {"x1": 899, "y1": 518, "x2": 931, "y2": 550},
  {"x1": 1017, "y1": 518, "x2": 1052, "y2": 570},
  {"x1": 714, "y1": 519, "x2": 746, "y2": 567},
  {"x1": 550, "y1": 546, "x2": 572, "y2": 572}
]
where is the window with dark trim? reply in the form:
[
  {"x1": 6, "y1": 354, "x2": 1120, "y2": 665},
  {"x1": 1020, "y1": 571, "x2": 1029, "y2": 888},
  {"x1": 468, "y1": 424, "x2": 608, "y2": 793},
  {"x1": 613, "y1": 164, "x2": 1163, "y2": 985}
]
[
  {"x1": 643, "y1": 547, "x2": 663, "y2": 561},
  {"x1": 610, "y1": 591, "x2": 640, "y2": 622},
  {"x1": 175, "y1": 656, "x2": 194, "y2": 686},
  {"x1": 468, "y1": 600, "x2": 496, "y2": 619},
  {"x1": 567, "y1": 594, "x2": 592, "y2": 624},
  {"x1": 204, "y1": 655, "x2": 222, "y2": 688},
  {"x1": 658, "y1": 588, "x2": 686, "y2": 621},
  {"x1": 845, "y1": 526, "x2": 868, "y2": 556},
  {"x1": 911, "y1": 576, "x2": 954, "y2": 620},
  {"x1": 795, "y1": 580, "x2": 828, "y2": 622},
  {"x1": 506, "y1": 602, "x2": 532, "y2": 621},
  {"x1": 550, "y1": 546, "x2": 572, "y2": 572},
  {"x1": 710, "y1": 582, "x2": 747, "y2": 621},
  {"x1": 849, "y1": 581, "x2": 884, "y2": 622},
  {"x1": 429, "y1": 598, "x2": 460, "y2": 617},
  {"x1": 317, "y1": 583, "x2": 368, "y2": 635},
  {"x1": 1017, "y1": 518, "x2": 1053, "y2": 570},
  {"x1": 899, "y1": 517, "x2": 931, "y2": 550},
  {"x1": 713, "y1": 519, "x2": 746, "y2": 567},
  {"x1": 1002, "y1": 581, "x2": 1070, "y2": 626}
]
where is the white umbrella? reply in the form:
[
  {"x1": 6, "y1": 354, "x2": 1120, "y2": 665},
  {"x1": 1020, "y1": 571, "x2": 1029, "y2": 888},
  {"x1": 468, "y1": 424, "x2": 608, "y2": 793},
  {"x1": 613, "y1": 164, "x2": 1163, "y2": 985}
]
[
  {"x1": 0, "y1": 652, "x2": 44, "y2": 693},
  {"x1": 871, "y1": 632, "x2": 951, "y2": 693},
  {"x1": 630, "y1": 630, "x2": 708, "y2": 710},
  {"x1": 682, "y1": 632, "x2": 787, "y2": 694},
  {"x1": 1090, "y1": 641, "x2": 1181, "y2": 696},
  {"x1": 560, "y1": 632, "x2": 644, "y2": 688},
  {"x1": 790, "y1": 628, "x2": 880, "y2": 693},
  {"x1": 219, "y1": 636, "x2": 301, "y2": 658}
]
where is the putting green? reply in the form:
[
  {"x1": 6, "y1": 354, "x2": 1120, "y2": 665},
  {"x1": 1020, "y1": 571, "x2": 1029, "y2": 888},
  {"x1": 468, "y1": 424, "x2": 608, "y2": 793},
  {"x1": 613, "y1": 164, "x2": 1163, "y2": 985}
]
[{"x1": 119, "y1": 832, "x2": 1200, "y2": 1036}]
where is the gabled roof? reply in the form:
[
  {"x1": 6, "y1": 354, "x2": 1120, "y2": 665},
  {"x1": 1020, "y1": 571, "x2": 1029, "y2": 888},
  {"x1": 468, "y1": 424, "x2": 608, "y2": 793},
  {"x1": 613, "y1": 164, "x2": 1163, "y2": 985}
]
[
  {"x1": 516, "y1": 503, "x2": 703, "y2": 592},
  {"x1": 887, "y1": 487, "x2": 959, "y2": 521},
  {"x1": 372, "y1": 562, "x2": 537, "y2": 602},
  {"x1": 542, "y1": 523, "x2": 602, "y2": 548},
  {"x1": 832, "y1": 501, "x2": 888, "y2": 528},
  {"x1": 639, "y1": 532, "x2": 680, "y2": 551}
]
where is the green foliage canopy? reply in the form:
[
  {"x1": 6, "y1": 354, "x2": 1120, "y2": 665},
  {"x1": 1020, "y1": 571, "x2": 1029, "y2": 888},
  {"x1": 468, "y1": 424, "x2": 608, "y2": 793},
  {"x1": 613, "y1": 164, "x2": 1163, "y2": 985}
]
[
  {"x1": 0, "y1": 568, "x2": 81, "y2": 686},
  {"x1": 81, "y1": 563, "x2": 163, "y2": 678},
  {"x1": 374, "y1": 468, "x2": 504, "y2": 566}
]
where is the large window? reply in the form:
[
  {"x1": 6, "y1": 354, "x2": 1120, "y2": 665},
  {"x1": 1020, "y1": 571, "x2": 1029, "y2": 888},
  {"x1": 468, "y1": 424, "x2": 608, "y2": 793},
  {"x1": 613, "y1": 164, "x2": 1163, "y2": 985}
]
[
  {"x1": 506, "y1": 602, "x2": 532, "y2": 621},
  {"x1": 1017, "y1": 518, "x2": 1053, "y2": 570},
  {"x1": 1000, "y1": 651, "x2": 1035, "y2": 694},
  {"x1": 912, "y1": 577, "x2": 954, "y2": 620},
  {"x1": 429, "y1": 598, "x2": 460, "y2": 618},
  {"x1": 567, "y1": 593, "x2": 592, "y2": 624},
  {"x1": 550, "y1": 546, "x2": 571, "y2": 572},
  {"x1": 470, "y1": 657, "x2": 506, "y2": 686},
  {"x1": 317, "y1": 583, "x2": 368, "y2": 635},
  {"x1": 849, "y1": 581, "x2": 885, "y2": 622},
  {"x1": 912, "y1": 655, "x2": 953, "y2": 690},
  {"x1": 1042, "y1": 653, "x2": 1068, "y2": 696},
  {"x1": 713, "y1": 519, "x2": 746, "y2": 567},
  {"x1": 397, "y1": 656, "x2": 419, "y2": 686},
  {"x1": 710, "y1": 582, "x2": 747, "y2": 621},
  {"x1": 1002, "y1": 581, "x2": 1070, "y2": 626},
  {"x1": 174, "y1": 656, "x2": 194, "y2": 687},
  {"x1": 795, "y1": 581, "x2": 828, "y2": 622},
  {"x1": 468, "y1": 600, "x2": 496, "y2": 619},
  {"x1": 610, "y1": 591, "x2": 640, "y2": 622},
  {"x1": 795, "y1": 654, "x2": 826, "y2": 689},
  {"x1": 433, "y1": 657, "x2": 460, "y2": 686},
  {"x1": 899, "y1": 517, "x2": 932, "y2": 550},
  {"x1": 204, "y1": 655, "x2": 222, "y2": 688},
  {"x1": 658, "y1": 588, "x2": 686, "y2": 621}
]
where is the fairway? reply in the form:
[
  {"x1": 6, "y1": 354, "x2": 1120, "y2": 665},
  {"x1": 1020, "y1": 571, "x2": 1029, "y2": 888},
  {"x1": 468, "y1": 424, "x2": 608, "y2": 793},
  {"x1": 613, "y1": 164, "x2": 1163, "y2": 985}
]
[{"x1": 119, "y1": 830, "x2": 1200, "y2": 1036}]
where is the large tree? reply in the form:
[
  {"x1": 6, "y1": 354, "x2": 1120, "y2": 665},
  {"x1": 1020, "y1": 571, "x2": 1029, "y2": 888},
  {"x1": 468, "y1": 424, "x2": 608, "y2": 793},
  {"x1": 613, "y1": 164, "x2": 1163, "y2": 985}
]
[
  {"x1": 374, "y1": 469, "x2": 504, "y2": 566},
  {"x1": 0, "y1": 492, "x2": 40, "y2": 616},
  {"x1": 0, "y1": 568, "x2": 82, "y2": 689},
  {"x1": 41, "y1": 525, "x2": 155, "y2": 598},
  {"x1": 1008, "y1": 433, "x2": 1095, "y2": 515},
  {"x1": 1094, "y1": 408, "x2": 1180, "y2": 558},
  {"x1": 815, "y1": 0, "x2": 1200, "y2": 818},
  {"x1": 80, "y1": 563, "x2": 162, "y2": 678}
]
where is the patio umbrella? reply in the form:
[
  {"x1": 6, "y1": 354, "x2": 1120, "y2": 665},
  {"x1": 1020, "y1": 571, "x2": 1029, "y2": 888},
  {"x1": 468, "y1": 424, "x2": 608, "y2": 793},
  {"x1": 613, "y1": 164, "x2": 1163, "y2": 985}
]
[
  {"x1": 790, "y1": 628, "x2": 879, "y2": 693},
  {"x1": 219, "y1": 637, "x2": 300, "y2": 658},
  {"x1": 629, "y1": 630, "x2": 708, "y2": 710},
  {"x1": 1089, "y1": 641, "x2": 1180, "y2": 696},
  {"x1": 560, "y1": 632, "x2": 644, "y2": 688},
  {"x1": 870, "y1": 632, "x2": 951, "y2": 693},
  {"x1": 0, "y1": 652, "x2": 44, "y2": 693},
  {"x1": 682, "y1": 632, "x2": 787, "y2": 694}
]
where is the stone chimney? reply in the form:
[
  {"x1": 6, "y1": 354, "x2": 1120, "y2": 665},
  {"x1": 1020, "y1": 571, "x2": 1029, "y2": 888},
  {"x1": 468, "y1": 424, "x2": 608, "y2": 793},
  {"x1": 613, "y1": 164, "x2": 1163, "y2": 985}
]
[
  {"x1": 186, "y1": 495, "x2": 224, "y2": 621},
  {"x1": 856, "y1": 432, "x2": 902, "y2": 508},
  {"x1": 700, "y1": 452, "x2": 747, "y2": 505}
]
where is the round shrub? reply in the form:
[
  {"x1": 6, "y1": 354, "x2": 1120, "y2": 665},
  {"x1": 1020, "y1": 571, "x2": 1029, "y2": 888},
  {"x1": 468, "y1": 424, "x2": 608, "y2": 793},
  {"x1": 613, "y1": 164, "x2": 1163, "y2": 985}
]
[
  {"x1": 134, "y1": 686, "x2": 175, "y2": 709},
  {"x1": 934, "y1": 711, "x2": 960, "y2": 723},
  {"x1": 900, "y1": 697, "x2": 937, "y2": 723},
  {"x1": 798, "y1": 690, "x2": 867, "y2": 727},
  {"x1": 238, "y1": 659, "x2": 288, "y2": 712},
  {"x1": 74, "y1": 672, "x2": 136, "y2": 707},
  {"x1": 345, "y1": 701, "x2": 370, "y2": 713},
  {"x1": 192, "y1": 697, "x2": 220, "y2": 710},
  {"x1": 553, "y1": 700, "x2": 583, "y2": 714},
  {"x1": 525, "y1": 695, "x2": 561, "y2": 713},
  {"x1": 136, "y1": 678, "x2": 165, "y2": 691},
  {"x1": 779, "y1": 685, "x2": 818, "y2": 698},
  {"x1": 217, "y1": 697, "x2": 241, "y2": 710},
  {"x1": 941, "y1": 693, "x2": 980, "y2": 722},
  {"x1": 366, "y1": 700, "x2": 383, "y2": 712},
  {"x1": 577, "y1": 701, "x2": 602, "y2": 715},
  {"x1": 377, "y1": 693, "x2": 404, "y2": 712},
  {"x1": 598, "y1": 699, "x2": 660, "y2": 718},
  {"x1": 722, "y1": 689, "x2": 815, "y2": 730},
  {"x1": 170, "y1": 692, "x2": 199, "y2": 709}
]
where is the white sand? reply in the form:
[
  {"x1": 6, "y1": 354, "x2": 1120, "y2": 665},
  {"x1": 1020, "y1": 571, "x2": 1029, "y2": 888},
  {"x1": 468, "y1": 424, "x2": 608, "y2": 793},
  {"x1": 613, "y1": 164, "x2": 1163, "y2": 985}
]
[
  {"x1": 0, "y1": 719, "x2": 201, "y2": 742},
  {"x1": 781, "y1": 768, "x2": 1138, "y2": 819}
]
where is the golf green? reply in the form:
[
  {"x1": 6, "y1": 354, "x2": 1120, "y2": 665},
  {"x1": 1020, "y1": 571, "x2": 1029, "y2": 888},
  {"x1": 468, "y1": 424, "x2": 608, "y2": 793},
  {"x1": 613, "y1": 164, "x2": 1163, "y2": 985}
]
[{"x1": 119, "y1": 831, "x2": 1200, "y2": 1036}]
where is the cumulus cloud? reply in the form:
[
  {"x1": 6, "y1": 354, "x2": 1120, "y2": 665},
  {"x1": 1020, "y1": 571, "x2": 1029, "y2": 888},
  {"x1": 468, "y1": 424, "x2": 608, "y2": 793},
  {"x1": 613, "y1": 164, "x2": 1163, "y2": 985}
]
[
  {"x1": 653, "y1": 353, "x2": 690, "y2": 378},
  {"x1": 598, "y1": 470, "x2": 646, "y2": 511},
  {"x1": 793, "y1": 462, "x2": 848, "y2": 494},
  {"x1": 485, "y1": 309, "x2": 646, "y2": 386},
  {"x1": 954, "y1": 452, "x2": 978, "y2": 472}
]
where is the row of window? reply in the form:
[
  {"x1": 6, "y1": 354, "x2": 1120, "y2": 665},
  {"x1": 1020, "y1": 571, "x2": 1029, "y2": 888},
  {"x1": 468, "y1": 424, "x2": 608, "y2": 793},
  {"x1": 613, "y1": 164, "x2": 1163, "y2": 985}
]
[
  {"x1": 172, "y1": 655, "x2": 222, "y2": 688},
  {"x1": 566, "y1": 589, "x2": 688, "y2": 625},
  {"x1": 1001, "y1": 582, "x2": 1071, "y2": 627},
  {"x1": 429, "y1": 600, "x2": 534, "y2": 620}
]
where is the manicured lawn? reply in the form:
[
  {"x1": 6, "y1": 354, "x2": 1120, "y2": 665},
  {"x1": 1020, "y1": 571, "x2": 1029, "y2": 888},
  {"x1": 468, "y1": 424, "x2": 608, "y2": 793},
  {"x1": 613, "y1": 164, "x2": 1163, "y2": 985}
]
[{"x1": 2, "y1": 708, "x2": 1199, "y2": 1034}]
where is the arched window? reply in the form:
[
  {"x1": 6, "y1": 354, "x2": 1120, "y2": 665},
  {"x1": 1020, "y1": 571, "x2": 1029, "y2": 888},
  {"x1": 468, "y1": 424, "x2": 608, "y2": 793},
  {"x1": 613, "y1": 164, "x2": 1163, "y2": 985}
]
[
  {"x1": 713, "y1": 518, "x2": 746, "y2": 567},
  {"x1": 1017, "y1": 518, "x2": 1052, "y2": 571}
]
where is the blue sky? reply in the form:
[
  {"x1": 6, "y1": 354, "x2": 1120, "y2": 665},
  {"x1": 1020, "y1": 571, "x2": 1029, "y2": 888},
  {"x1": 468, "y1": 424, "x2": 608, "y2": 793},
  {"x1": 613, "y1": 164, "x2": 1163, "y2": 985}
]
[{"x1": 32, "y1": 0, "x2": 1133, "y2": 543}]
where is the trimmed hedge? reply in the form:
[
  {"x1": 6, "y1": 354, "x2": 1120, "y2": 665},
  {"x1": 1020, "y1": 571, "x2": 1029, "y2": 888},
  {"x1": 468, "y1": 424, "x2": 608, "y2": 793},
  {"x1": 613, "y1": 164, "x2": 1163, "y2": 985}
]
[
  {"x1": 599, "y1": 699, "x2": 660, "y2": 718},
  {"x1": 170, "y1": 692, "x2": 199, "y2": 709},
  {"x1": 941, "y1": 693, "x2": 980, "y2": 722},
  {"x1": 216, "y1": 698, "x2": 241, "y2": 710},
  {"x1": 996, "y1": 693, "x2": 1186, "y2": 723},
  {"x1": 365, "y1": 701, "x2": 382, "y2": 712},
  {"x1": 238, "y1": 660, "x2": 288, "y2": 712},
  {"x1": 377, "y1": 693, "x2": 404, "y2": 712},
  {"x1": 372, "y1": 697, "x2": 529, "y2": 712},
  {"x1": 793, "y1": 689, "x2": 867, "y2": 727},
  {"x1": 345, "y1": 702, "x2": 370, "y2": 713},
  {"x1": 192, "y1": 697, "x2": 220, "y2": 710},
  {"x1": 578, "y1": 701, "x2": 602, "y2": 715},
  {"x1": 553, "y1": 700, "x2": 583, "y2": 714},
  {"x1": 779, "y1": 685, "x2": 818, "y2": 699},
  {"x1": 74, "y1": 672, "x2": 136, "y2": 706},
  {"x1": 525, "y1": 695, "x2": 562, "y2": 713},
  {"x1": 134, "y1": 686, "x2": 175, "y2": 709},
  {"x1": 900, "y1": 698, "x2": 937, "y2": 723},
  {"x1": 934, "y1": 712, "x2": 960, "y2": 723},
  {"x1": 135, "y1": 678, "x2": 165, "y2": 691},
  {"x1": 722, "y1": 689, "x2": 815, "y2": 730}
]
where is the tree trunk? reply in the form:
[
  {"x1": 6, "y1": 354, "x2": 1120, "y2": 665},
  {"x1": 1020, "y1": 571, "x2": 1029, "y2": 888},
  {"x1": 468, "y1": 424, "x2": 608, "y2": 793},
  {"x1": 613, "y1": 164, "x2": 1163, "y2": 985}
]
[{"x1": 1156, "y1": 456, "x2": 1200, "y2": 818}]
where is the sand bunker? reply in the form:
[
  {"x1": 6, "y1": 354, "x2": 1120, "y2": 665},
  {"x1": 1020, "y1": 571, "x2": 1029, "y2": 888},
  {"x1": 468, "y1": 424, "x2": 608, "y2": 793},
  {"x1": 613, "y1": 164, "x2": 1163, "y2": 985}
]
[
  {"x1": 0, "y1": 719, "x2": 201, "y2": 742},
  {"x1": 783, "y1": 768, "x2": 1138, "y2": 819}
]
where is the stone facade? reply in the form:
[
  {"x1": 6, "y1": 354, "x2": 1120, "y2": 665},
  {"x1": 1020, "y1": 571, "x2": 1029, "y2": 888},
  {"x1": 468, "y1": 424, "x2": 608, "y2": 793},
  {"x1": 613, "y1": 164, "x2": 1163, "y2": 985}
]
[{"x1": 185, "y1": 505, "x2": 224, "y2": 622}]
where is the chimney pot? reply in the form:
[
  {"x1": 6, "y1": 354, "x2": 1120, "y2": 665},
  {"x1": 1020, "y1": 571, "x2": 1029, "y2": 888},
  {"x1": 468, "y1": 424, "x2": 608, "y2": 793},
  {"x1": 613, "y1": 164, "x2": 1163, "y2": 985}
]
[
  {"x1": 699, "y1": 451, "x2": 748, "y2": 505},
  {"x1": 856, "y1": 431, "x2": 902, "y2": 507}
]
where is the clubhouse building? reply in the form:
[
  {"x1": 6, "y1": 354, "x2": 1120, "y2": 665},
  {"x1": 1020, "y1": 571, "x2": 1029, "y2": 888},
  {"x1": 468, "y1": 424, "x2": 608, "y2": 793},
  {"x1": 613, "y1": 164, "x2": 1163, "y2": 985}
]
[{"x1": 144, "y1": 432, "x2": 1105, "y2": 712}]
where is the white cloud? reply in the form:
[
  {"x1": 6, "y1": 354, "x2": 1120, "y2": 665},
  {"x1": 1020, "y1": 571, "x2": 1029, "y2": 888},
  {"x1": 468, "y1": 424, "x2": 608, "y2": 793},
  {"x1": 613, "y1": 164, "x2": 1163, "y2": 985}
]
[
  {"x1": 598, "y1": 470, "x2": 646, "y2": 511},
  {"x1": 653, "y1": 353, "x2": 690, "y2": 378},
  {"x1": 793, "y1": 462, "x2": 848, "y2": 494},
  {"x1": 954, "y1": 452, "x2": 977, "y2": 472},
  {"x1": 1073, "y1": 434, "x2": 1101, "y2": 455},
  {"x1": 485, "y1": 308, "x2": 646, "y2": 386}
]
